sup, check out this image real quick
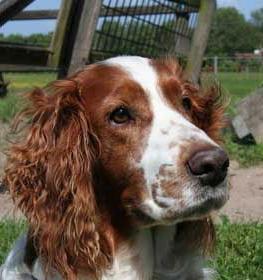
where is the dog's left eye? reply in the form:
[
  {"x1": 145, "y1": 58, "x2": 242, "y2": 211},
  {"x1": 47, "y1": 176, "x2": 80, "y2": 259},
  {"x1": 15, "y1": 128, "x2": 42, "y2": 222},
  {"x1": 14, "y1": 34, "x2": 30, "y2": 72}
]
[
  {"x1": 182, "y1": 96, "x2": 192, "y2": 111},
  {"x1": 109, "y1": 107, "x2": 132, "y2": 124}
]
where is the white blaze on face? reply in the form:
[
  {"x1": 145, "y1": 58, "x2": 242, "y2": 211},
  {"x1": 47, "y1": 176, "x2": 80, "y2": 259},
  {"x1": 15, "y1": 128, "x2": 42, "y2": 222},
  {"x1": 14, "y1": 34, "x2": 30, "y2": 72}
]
[{"x1": 105, "y1": 56, "x2": 218, "y2": 218}]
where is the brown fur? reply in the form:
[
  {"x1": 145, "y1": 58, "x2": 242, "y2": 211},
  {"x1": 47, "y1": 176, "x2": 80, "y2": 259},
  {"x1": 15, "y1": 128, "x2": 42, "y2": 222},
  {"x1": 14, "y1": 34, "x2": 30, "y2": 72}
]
[
  {"x1": 4, "y1": 82, "x2": 111, "y2": 279},
  {"x1": 4, "y1": 58, "x2": 226, "y2": 279}
]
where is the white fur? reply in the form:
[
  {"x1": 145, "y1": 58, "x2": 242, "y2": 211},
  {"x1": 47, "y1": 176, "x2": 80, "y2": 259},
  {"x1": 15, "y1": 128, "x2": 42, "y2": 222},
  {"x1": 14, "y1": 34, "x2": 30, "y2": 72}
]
[
  {"x1": 100, "y1": 230, "x2": 153, "y2": 280},
  {"x1": 106, "y1": 56, "x2": 220, "y2": 221}
]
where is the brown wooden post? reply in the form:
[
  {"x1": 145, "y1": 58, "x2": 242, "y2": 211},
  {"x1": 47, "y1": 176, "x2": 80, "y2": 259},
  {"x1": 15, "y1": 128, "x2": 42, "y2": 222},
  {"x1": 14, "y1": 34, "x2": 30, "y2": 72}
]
[
  {"x1": 47, "y1": 0, "x2": 76, "y2": 73},
  {"x1": 0, "y1": 0, "x2": 34, "y2": 26},
  {"x1": 68, "y1": 0, "x2": 102, "y2": 75},
  {"x1": 49, "y1": 0, "x2": 102, "y2": 78},
  {"x1": 185, "y1": 0, "x2": 216, "y2": 83}
]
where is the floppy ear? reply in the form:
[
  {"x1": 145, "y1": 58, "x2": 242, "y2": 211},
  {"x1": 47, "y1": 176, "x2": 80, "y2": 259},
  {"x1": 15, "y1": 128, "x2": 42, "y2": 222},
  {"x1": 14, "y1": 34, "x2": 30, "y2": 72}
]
[{"x1": 4, "y1": 80, "x2": 110, "y2": 279}]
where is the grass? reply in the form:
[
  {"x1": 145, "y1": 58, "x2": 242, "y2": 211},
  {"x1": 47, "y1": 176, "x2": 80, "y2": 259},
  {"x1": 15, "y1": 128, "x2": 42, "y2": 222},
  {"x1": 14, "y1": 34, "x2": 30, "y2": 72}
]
[
  {"x1": 0, "y1": 220, "x2": 27, "y2": 264},
  {"x1": 217, "y1": 72, "x2": 263, "y2": 116},
  {"x1": 0, "y1": 218, "x2": 262, "y2": 279},
  {"x1": 0, "y1": 72, "x2": 56, "y2": 122},
  {"x1": 224, "y1": 131, "x2": 263, "y2": 167},
  {"x1": 211, "y1": 217, "x2": 263, "y2": 280},
  {"x1": 0, "y1": 71, "x2": 263, "y2": 166},
  {"x1": 203, "y1": 72, "x2": 263, "y2": 116},
  {"x1": 4, "y1": 72, "x2": 56, "y2": 92}
]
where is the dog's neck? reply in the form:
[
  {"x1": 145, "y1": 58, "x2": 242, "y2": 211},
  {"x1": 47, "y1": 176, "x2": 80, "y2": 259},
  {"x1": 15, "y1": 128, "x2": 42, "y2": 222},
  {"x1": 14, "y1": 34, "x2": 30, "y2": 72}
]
[
  {"x1": 97, "y1": 228, "x2": 154, "y2": 280},
  {"x1": 2, "y1": 225, "x2": 214, "y2": 280},
  {"x1": 97, "y1": 224, "x2": 211, "y2": 280}
]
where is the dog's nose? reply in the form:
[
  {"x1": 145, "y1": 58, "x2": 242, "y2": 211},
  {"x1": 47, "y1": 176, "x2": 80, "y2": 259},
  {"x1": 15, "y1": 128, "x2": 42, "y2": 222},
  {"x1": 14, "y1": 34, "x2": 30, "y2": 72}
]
[{"x1": 187, "y1": 147, "x2": 229, "y2": 187}]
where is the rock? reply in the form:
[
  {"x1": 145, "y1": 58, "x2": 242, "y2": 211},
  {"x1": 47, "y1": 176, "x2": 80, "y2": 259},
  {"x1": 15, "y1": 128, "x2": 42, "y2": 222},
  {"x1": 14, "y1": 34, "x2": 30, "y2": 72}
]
[{"x1": 232, "y1": 88, "x2": 263, "y2": 143}]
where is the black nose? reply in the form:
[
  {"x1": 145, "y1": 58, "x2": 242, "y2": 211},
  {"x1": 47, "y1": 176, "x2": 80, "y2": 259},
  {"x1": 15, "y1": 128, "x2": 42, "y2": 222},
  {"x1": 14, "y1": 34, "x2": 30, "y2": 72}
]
[{"x1": 187, "y1": 147, "x2": 229, "y2": 187}]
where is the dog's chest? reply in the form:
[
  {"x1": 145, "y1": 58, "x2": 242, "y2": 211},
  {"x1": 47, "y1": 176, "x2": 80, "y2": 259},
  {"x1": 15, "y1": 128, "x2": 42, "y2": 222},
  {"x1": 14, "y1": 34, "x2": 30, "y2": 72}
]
[
  {"x1": 99, "y1": 229, "x2": 154, "y2": 280},
  {"x1": 98, "y1": 226, "x2": 210, "y2": 280},
  {"x1": 98, "y1": 226, "x2": 177, "y2": 280}
]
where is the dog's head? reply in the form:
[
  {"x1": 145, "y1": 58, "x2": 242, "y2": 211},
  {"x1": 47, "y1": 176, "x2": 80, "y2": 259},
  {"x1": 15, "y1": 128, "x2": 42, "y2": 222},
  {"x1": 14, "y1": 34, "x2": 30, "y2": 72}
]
[{"x1": 5, "y1": 56, "x2": 228, "y2": 279}]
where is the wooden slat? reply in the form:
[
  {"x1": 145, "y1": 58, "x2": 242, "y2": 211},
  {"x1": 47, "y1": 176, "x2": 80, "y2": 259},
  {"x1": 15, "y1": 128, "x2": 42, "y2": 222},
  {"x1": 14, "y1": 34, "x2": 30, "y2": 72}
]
[
  {"x1": 47, "y1": 0, "x2": 77, "y2": 77},
  {"x1": 0, "y1": 64, "x2": 57, "y2": 72},
  {"x1": 0, "y1": 0, "x2": 34, "y2": 26},
  {"x1": 11, "y1": 4, "x2": 198, "y2": 22},
  {"x1": 0, "y1": 42, "x2": 50, "y2": 66},
  {"x1": 68, "y1": 0, "x2": 102, "y2": 75},
  {"x1": 185, "y1": 0, "x2": 216, "y2": 83},
  {"x1": 100, "y1": 4, "x2": 198, "y2": 16},
  {"x1": 13, "y1": 9, "x2": 58, "y2": 20}
]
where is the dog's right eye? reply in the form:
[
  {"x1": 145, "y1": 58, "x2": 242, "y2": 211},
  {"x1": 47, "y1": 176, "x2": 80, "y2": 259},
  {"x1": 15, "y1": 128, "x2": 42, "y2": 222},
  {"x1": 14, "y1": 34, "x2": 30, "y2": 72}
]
[{"x1": 109, "y1": 107, "x2": 133, "y2": 125}]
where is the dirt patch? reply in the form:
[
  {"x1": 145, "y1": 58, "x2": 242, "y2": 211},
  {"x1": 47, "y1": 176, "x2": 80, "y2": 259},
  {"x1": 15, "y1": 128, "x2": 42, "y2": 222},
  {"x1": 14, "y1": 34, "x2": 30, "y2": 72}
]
[{"x1": 220, "y1": 161, "x2": 263, "y2": 222}]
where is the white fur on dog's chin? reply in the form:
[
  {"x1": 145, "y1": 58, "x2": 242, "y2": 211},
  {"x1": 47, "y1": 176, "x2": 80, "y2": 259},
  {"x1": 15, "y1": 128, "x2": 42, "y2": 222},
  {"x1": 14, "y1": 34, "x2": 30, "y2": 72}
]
[{"x1": 106, "y1": 56, "x2": 220, "y2": 221}]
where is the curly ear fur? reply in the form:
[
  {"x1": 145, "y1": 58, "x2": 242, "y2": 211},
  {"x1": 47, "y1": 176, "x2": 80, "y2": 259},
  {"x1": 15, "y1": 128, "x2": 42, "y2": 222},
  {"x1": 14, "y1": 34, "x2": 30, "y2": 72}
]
[
  {"x1": 183, "y1": 82, "x2": 227, "y2": 143},
  {"x1": 4, "y1": 81, "x2": 110, "y2": 279}
]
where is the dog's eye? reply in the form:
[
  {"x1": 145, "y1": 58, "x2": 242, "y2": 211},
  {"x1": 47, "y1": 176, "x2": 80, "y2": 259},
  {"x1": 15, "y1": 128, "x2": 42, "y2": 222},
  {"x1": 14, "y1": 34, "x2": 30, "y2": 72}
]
[
  {"x1": 182, "y1": 96, "x2": 192, "y2": 111},
  {"x1": 109, "y1": 107, "x2": 132, "y2": 124}
]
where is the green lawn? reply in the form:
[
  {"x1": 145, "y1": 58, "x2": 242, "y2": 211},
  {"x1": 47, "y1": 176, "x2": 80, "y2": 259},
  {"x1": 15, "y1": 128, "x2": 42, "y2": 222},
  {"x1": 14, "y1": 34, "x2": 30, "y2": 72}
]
[
  {"x1": 216, "y1": 72, "x2": 262, "y2": 116},
  {"x1": 4, "y1": 72, "x2": 56, "y2": 92},
  {"x1": 0, "y1": 71, "x2": 263, "y2": 166},
  {"x1": 0, "y1": 72, "x2": 56, "y2": 121},
  {"x1": 211, "y1": 217, "x2": 263, "y2": 280},
  {"x1": 0, "y1": 220, "x2": 26, "y2": 263},
  {"x1": 0, "y1": 218, "x2": 262, "y2": 279}
]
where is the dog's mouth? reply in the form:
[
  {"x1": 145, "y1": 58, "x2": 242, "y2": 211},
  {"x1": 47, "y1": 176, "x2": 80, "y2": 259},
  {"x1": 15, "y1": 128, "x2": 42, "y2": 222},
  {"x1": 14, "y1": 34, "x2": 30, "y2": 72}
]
[{"x1": 135, "y1": 180, "x2": 229, "y2": 226}]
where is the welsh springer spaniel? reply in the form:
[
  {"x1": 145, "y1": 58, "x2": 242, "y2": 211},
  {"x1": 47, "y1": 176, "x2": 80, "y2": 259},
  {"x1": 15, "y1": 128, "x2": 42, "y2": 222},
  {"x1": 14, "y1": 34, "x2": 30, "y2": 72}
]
[{"x1": 2, "y1": 56, "x2": 229, "y2": 280}]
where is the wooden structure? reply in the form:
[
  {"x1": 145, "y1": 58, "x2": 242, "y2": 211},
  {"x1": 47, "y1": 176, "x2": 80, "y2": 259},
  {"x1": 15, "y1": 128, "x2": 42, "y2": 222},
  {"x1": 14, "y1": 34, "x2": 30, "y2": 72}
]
[{"x1": 0, "y1": 0, "x2": 216, "y2": 83}]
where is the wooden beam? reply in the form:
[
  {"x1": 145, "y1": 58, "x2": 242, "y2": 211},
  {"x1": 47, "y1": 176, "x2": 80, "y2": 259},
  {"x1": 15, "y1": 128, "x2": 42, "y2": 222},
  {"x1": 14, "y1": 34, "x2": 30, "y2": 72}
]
[
  {"x1": 100, "y1": 5, "x2": 198, "y2": 16},
  {"x1": 12, "y1": 4, "x2": 199, "y2": 21},
  {"x1": 13, "y1": 9, "x2": 58, "y2": 20},
  {"x1": 185, "y1": 0, "x2": 216, "y2": 83},
  {"x1": 47, "y1": 0, "x2": 78, "y2": 77},
  {"x1": 0, "y1": 0, "x2": 34, "y2": 26},
  {"x1": 68, "y1": 0, "x2": 102, "y2": 75},
  {"x1": 0, "y1": 42, "x2": 50, "y2": 66},
  {"x1": 0, "y1": 64, "x2": 57, "y2": 72}
]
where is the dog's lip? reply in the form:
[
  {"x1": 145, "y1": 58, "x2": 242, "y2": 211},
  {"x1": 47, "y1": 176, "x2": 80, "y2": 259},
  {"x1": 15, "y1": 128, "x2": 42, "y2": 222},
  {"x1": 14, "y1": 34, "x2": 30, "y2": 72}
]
[
  {"x1": 153, "y1": 181, "x2": 229, "y2": 221},
  {"x1": 165, "y1": 189, "x2": 229, "y2": 222}
]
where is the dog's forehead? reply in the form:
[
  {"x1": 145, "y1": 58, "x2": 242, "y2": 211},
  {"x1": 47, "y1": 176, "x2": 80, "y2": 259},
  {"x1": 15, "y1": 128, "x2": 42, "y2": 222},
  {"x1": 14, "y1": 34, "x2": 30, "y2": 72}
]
[
  {"x1": 104, "y1": 56, "x2": 179, "y2": 113},
  {"x1": 104, "y1": 56, "x2": 158, "y2": 91}
]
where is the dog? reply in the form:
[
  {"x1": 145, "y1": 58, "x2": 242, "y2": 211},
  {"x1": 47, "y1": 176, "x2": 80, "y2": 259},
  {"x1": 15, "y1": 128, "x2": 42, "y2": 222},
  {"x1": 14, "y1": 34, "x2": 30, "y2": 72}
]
[{"x1": 1, "y1": 56, "x2": 229, "y2": 280}]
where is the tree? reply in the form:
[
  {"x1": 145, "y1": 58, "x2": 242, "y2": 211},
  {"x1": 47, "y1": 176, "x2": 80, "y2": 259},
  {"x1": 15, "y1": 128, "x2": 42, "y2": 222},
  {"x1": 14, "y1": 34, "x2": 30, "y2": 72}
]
[
  {"x1": 206, "y1": 7, "x2": 262, "y2": 56},
  {"x1": 251, "y1": 8, "x2": 263, "y2": 32},
  {"x1": 0, "y1": 32, "x2": 52, "y2": 46}
]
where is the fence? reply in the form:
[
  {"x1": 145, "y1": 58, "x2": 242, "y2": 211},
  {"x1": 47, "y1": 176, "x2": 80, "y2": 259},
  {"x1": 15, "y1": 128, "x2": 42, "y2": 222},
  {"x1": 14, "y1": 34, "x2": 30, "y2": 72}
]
[
  {"x1": 90, "y1": 0, "x2": 199, "y2": 62},
  {"x1": 203, "y1": 56, "x2": 263, "y2": 73},
  {"x1": 0, "y1": 0, "x2": 216, "y2": 82}
]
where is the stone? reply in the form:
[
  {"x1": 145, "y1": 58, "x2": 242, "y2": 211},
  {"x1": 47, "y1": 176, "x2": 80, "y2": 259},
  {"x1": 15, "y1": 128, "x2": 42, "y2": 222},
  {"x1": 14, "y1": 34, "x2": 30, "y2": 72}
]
[{"x1": 232, "y1": 88, "x2": 263, "y2": 143}]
